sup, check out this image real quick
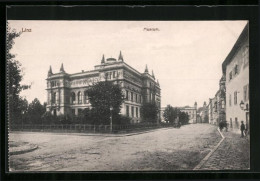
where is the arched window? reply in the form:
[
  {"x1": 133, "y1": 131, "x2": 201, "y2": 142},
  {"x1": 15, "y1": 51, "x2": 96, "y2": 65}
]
[
  {"x1": 71, "y1": 92, "x2": 76, "y2": 104},
  {"x1": 84, "y1": 91, "x2": 89, "y2": 104},
  {"x1": 78, "y1": 91, "x2": 82, "y2": 104}
]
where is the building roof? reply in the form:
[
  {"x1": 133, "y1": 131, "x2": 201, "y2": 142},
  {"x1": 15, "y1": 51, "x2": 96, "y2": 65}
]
[
  {"x1": 222, "y1": 22, "x2": 249, "y2": 74},
  {"x1": 47, "y1": 53, "x2": 160, "y2": 87}
]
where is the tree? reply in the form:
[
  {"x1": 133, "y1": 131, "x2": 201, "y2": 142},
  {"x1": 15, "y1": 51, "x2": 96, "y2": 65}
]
[
  {"x1": 179, "y1": 111, "x2": 189, "y2": 125},
  {"x1": 77, "y1": 108, "x2": 93, "y2": 124},
  {"x1": 26, "y1": 98, "x2": 46, "y2": 124},
  {"x1": 140, "y1": 102, "x2": 159, "y2": 123},
  {"x1": 18, "y1": 97, "x2": 29, "y2": 124},
  {"x1": 7, "y1": 26, "x2": 23, "y2": 124},
  {"x1": 163, "y1": 105, "x2": 177, "y2": 124},
  {"x1": 87, "y1": 81, "x2": 124, "y2": 125}
]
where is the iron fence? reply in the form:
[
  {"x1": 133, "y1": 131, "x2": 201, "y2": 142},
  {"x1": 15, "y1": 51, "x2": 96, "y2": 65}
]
[{"x1": 10, "y1": 123, "x2": 175, "y2": 133}]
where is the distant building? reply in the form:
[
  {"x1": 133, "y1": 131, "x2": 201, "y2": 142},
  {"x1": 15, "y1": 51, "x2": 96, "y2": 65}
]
[
  {"x1": 46, "y1": 51, "x2": 161, "y2": 124},
  {"x1": 222, "y1": 23, "x2": 249, "y2": 132},
  {"x1": 161, "y1": 102, "x2": 197, "y2": 124},
  {"x1": 179, "y1": 106, "x2": 197, "y2": 124},
  {"x1": 198, "y1": 101, "x2": 209, "y2": 123},
  {"x1": 176, "y1": 102, "x2": 197, "y2": 124},
  {"x1": 208, "y1": 76, "x2": 226, "y2": 125}
]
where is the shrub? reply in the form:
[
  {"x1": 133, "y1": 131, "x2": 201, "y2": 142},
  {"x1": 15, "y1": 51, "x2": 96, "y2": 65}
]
[{"x1": 113, "y1": 115, "x2": 131, "y2": 125}]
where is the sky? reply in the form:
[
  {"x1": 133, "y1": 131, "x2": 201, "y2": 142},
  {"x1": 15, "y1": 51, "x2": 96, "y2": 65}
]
[{"x1": 8, "y1": 20, "x2": 248, "y2": 108}]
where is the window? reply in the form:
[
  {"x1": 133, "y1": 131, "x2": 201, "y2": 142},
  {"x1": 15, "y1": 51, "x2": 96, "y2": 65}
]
[
  {"x1": 139, "y1": 95, "x2": 142, "y2": 103},
  {"x1": 136, "y1": 107, "x2": 139, "y2": 118},
  {"x1": 126, "y1": 105, "x2": 129, "y2": 117},
  {"x1": 126, "y1": 90, "x2": 129, "y2": 100},
  {"x1": 135, "y1": 94, "x2": 138, "y2": 103},
  {"x1": 113, "y1": 71, "x2": 116, "y2": 78},
  {"x1": 78, "y1": 92, "x2": 82, "y2": 104},
  {"x1": 243, "y1": 46, "x2": 249, "y2": 66},
  {"x1": 71, "y1": 92, "x2": 76, "y2": 104},
  {"x1": 234, "y1": 65, "x2": 238, "y2": 75},
  {"x1": 51, "y1": 81, "x2": 57, "y2": 87},
  {"x1": 131, "y1": 92, "x2": 133, "y2": 102},
  {"x1": 244, "y1": 84, "x2": 249, "y2": 101},
  {"x1": 84, "y1": 91, "x2": 89, "y2": 104},
  {"x1": 229, "y1": 94, "x2": 232, "y2": 106},
  {"x1": 229, "y1": 71, "x2": 232, "y2": 80},
  {"x1": 131, "y1": 106, "x2": 134, "y2": 117},
  {"x1": 214, "y1": 102, "x2": 217, "y2": 112},
  {"x1": 230, "y1": 118, "x2": 233, "y2": 128},
  {"x1": 105, "y1": 72, "x2": 112, "y2": 80},
  {"x1": 52, "y1": 92, "x2": 56, "y2": 104},
  {"x1": 234, "y1": 91, "x2": 237, "y2": 105}
]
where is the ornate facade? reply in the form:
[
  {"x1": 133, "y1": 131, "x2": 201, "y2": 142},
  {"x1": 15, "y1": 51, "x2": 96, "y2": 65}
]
[{"x1": 46, "y1": 51, "x2": 161, "y2": 124}]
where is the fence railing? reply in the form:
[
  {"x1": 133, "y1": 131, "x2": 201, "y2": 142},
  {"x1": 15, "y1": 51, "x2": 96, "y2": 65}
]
[{"x1": 9, "y1": 123, "x2": 176, "y2": 133}]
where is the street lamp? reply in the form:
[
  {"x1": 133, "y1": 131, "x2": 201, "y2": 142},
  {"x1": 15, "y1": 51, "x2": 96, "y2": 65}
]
[
  {"x1": 110, "y1": 106, "x2": 113, "y2": 133},
  {"x1": 240, "y1": 100, "x2": 245, "y2": 110}
]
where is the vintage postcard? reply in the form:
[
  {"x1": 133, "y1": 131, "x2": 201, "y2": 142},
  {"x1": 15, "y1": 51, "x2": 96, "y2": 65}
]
[{"x1": 7, "y1": 20, "x2": 249, "y2": 172}]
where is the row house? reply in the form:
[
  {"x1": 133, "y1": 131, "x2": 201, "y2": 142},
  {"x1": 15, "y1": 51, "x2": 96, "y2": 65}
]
[{"x1": 222, "y1": 23, "x2": 249, "y2": 132}]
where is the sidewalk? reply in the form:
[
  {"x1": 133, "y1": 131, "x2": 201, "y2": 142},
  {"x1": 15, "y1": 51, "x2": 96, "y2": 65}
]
[{"x1": 199, "y1": 130, "x2": 250, "y2": 170}]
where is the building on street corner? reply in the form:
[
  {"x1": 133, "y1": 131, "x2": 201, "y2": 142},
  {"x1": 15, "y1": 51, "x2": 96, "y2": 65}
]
[
  {"x1": 46, "y1": 51, "x2": 161, "y2": 124},
  {"x1": 222, "y1": 23, "x2": 249, "y2": 133}
]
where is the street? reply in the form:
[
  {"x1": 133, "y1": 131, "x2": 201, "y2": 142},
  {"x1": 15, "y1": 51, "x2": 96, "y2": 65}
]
[{"x1": 10, "y1": 124, "x2": 222, "y2": 171}]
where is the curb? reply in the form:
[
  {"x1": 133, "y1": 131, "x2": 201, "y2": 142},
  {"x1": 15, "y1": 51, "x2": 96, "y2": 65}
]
[
  {"x1": 9, "y1": 145, "x2": 38, "y2": 156},
  {"x1": 193, "y1": 127, "x2": 225, "y2": 170}
]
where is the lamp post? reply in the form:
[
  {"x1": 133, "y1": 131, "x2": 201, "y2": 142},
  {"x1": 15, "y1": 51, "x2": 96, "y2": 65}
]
[
  {"x1": 110, "y1": 106, "x2": 113, "y2": 133},
  {"x1": 239, "y1": 100, "x2": 245, "y2": 110}
]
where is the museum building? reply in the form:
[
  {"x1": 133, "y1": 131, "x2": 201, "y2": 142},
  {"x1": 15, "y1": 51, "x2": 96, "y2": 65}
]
[{"x1": 46, "y1": 51, "x2": 161, "y2": 123}]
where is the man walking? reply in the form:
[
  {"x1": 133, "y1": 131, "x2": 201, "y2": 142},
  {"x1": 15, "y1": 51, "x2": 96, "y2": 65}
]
[{"x1": 240, "y1": 121, "x2": 245, "y2": 138}]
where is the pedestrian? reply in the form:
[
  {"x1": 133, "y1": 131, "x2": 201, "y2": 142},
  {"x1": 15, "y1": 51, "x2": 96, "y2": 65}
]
[
  {"x1": 240, "y1": 121, "x2": 245, "y2": 138},
  {"x1": 225, "y1": 121, "x2": 229, "y2": 132}
]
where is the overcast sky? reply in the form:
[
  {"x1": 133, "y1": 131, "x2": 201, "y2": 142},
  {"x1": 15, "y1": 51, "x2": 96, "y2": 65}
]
[{"x1": 9, "y1": 20, "x2": 247, "y2": 108}]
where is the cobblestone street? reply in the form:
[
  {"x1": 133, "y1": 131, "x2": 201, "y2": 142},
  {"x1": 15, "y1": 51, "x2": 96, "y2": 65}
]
[
  {"x1": 199, "y1": 130, "x2": 250, "y2": 170},
  {"x1": 10, "y1": 124, "x2": 221, "y2": 171}
]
